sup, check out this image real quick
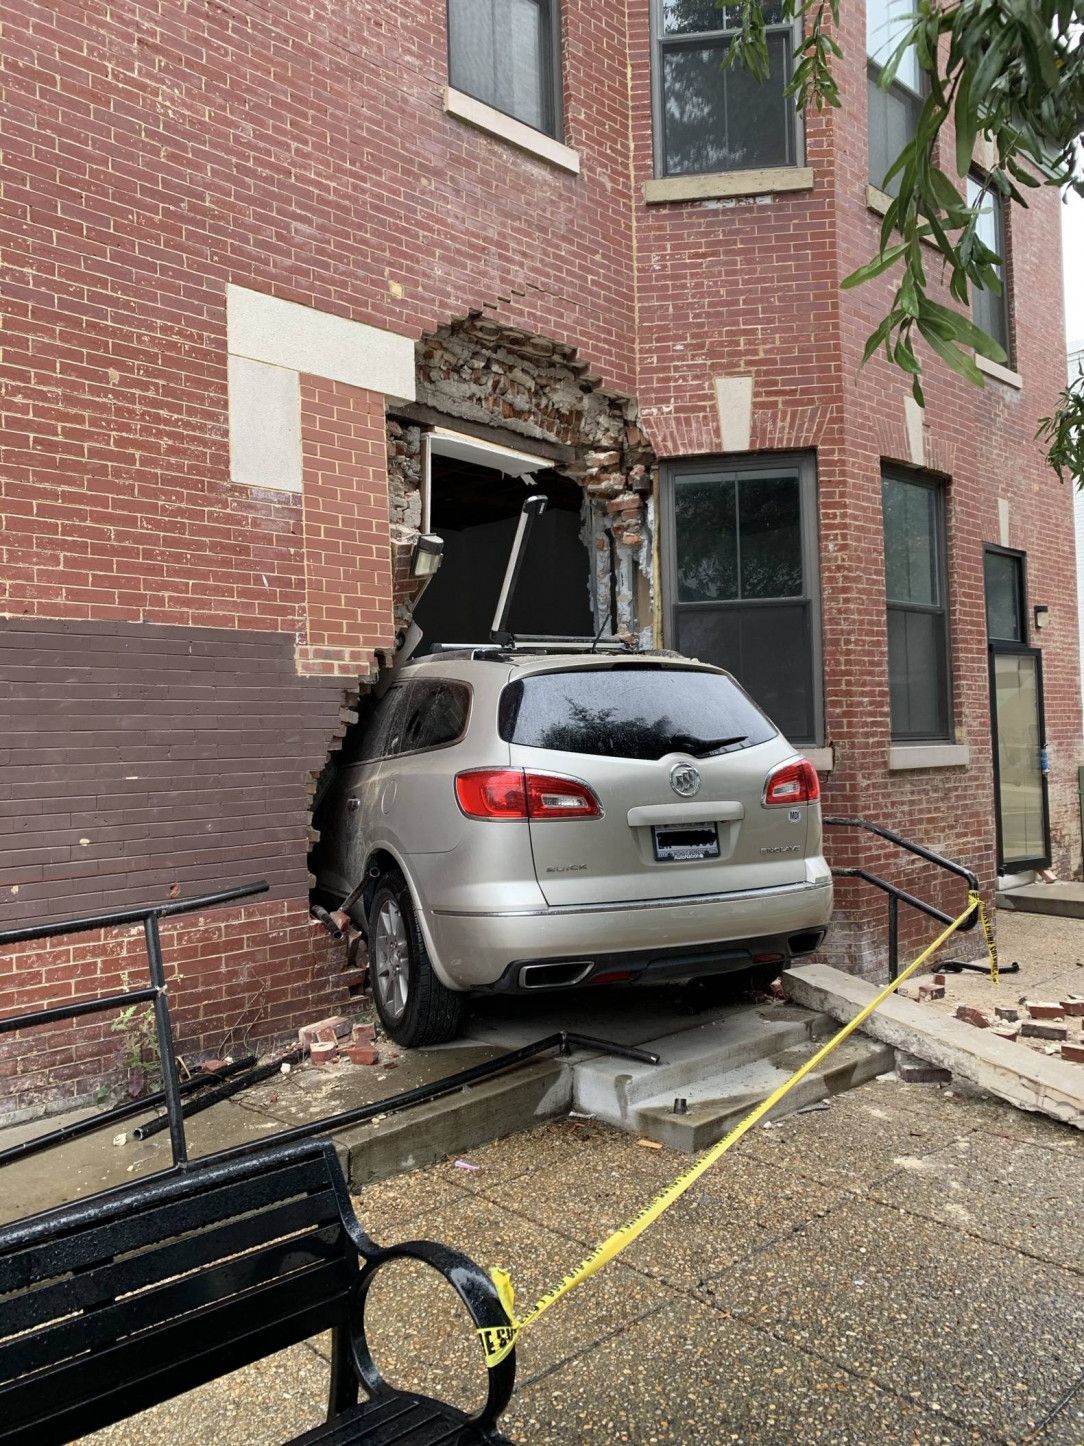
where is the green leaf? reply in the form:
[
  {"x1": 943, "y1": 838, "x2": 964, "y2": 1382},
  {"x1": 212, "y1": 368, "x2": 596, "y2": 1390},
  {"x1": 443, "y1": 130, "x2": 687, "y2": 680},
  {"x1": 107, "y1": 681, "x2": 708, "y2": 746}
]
[
  {"x1": 918, "y1": 320, "x2": 987, "y2": 386},
  {"x1": 841, "y1": 243, "x2": 909, "y2": 288},
  {"x1": 861, "y1": 312, "x2": 896, "y2": 367},
  {"x1": 954, "y1": 72, "x2": 977, "y2": 176},
  {"x1": 923, "y1": 299, "x2": 1009, "y2": 363}
]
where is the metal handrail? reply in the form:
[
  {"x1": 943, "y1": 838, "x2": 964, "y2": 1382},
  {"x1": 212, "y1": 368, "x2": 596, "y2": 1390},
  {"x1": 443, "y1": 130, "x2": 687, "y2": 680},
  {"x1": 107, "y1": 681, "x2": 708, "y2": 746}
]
[
  {"x1": 823, "y1": 816, "x2": 979, "y2": 980},
  {"x1": 0, "y1": 881, "x2": 270, "y2": 1169}
]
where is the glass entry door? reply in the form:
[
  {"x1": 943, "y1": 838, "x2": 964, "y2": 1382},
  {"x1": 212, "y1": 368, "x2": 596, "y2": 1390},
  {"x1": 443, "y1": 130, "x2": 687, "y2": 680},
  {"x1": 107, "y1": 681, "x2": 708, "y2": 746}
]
[
  {"x1": 989, "y1": 650, "x2": 1050, "y2": 869},
  {"x1": 984, "y1": 548, "x2": 1050, "y2": 871}
]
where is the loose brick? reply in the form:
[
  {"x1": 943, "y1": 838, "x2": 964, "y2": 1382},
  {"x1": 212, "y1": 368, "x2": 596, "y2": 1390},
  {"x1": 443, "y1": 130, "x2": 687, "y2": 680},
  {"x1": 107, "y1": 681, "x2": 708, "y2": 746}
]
[
  {"x1": 309, "y1": 1041, "x2": 337, "y2": 1066},
  {"x1": 1060, "y1": 999, "x2": 1084, "y2": 1018},
  {"x1": 1061, "y1": 1041, "x2": 1084, "y2": 1063},
  {"x1": 299, "y1": 1016, "x2": 352, "y2": 1048},
  {"x1": 342, "y1": 1045, "x2": 379, "y2": 1066},
  {"x1": 351, "y1": 1022, "x2": 377, "y2": 1045},
  {"x1": 955, "y1": 1006, "x2": 991, "y2": 1029},
  {"x1": 994, "y1": 1007, "x2": 1020, "y2": 1022},
  {"x1": 1020, "y1": 1021, "x2": 1068, "y2": 1040},
  {"x1": 1025, "y1": 1002, "x2": 1065, "y2": 1021}
]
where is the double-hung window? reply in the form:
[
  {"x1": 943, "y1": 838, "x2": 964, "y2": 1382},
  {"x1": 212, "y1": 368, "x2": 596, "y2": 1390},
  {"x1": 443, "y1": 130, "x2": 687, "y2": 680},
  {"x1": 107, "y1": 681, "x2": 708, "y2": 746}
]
[
  {"x1": 882, "y1": 470, "x2": 951, "y2": 741},
  {"x1": 447, "y1": 0, "x2": 562, "y2": 138},
  {"x1": 967, "y1": 173, "x2": 1012, "y2": 362},
  {"x1": 867, "y1": 0, "x2": 922, "y2": 194},
  {"x1": 665, "y1": 455, "x2": 821, "y2": 745},
  {"x1": 652, "y1": 2, "x2": 797, "y2": 178}
]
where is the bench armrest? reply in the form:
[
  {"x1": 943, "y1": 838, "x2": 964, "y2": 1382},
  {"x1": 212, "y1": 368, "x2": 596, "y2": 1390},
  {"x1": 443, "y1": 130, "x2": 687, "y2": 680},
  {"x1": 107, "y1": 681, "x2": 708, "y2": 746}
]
[{"x1": 351, "y1": 1239, "x2": 516, "y2": 1434}]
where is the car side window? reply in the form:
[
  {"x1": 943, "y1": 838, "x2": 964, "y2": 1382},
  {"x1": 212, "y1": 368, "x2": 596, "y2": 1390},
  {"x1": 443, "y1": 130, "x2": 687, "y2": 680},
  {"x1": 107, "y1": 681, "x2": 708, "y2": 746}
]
[
  {"x1": 399, "y1": 680, "x2": 471, "y2": 754},
  {"x1": 355, "y1": 684, "x2": 412, "y2": 763}
]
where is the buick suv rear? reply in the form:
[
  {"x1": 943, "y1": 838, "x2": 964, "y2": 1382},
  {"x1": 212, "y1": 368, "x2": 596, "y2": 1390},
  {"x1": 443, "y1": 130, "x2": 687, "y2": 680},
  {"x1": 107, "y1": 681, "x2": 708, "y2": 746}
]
[{"x1": 317, "y1": 650, "x2": 832, "y2": 1046}]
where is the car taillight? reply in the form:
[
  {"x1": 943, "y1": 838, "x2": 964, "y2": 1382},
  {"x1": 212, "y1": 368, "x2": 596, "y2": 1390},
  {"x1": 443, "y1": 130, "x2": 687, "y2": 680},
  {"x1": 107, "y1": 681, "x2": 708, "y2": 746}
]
[
  {"x1": 763, "y1": 758, "x2": 820, "y2": 807},
  {"x1": 525, "y1": 773, "x2": 601, "y2": 819},
  {"x1": 455, "y1": 769, "x2": 601, "y2": 821}
]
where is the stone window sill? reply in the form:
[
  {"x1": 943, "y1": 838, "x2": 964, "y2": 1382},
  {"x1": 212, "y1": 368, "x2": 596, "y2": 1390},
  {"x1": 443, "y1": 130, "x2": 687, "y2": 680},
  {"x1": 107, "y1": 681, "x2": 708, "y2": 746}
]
[
  {"x1": 805, "y1": 746, "x2": 834, "y2": 774},
  {"x1": 442, "y1": 88, "x2": 580, "y2": 175},
  {"x1": 888, "y1": 743, "x2": 970, "y2": 771},
  {"x1": 644, "y1": 167, "x2": 814, "y2": 205},
  {"x1": 975, "y1": 353, "x2": 1023, "y2": 389}
]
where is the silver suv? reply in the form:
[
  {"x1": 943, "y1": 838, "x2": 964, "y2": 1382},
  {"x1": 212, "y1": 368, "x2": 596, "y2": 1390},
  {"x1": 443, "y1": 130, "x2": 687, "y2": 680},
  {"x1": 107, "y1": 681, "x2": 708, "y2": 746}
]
[{"x1": 317, "y1": 648, "x2": 832, "y2": 1046}]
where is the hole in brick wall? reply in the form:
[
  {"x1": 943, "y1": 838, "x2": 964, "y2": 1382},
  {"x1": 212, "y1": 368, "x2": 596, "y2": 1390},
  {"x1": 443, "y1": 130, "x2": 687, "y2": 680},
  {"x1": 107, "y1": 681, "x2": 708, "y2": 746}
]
[{"x1": 413, "y1": 455, "x2": 594, "y2": 646}]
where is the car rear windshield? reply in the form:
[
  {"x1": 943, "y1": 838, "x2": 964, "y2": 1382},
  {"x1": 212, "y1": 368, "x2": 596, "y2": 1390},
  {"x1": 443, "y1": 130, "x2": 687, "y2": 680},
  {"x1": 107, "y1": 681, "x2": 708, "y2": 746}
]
[{"x1": 498, "y1": 665, "x2": 777, "y2": 760}]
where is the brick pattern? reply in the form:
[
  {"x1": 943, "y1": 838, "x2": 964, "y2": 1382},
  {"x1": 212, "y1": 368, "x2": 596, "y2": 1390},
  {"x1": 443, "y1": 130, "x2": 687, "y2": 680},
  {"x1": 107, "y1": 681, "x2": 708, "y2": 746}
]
[
  {"x1": 0, "y1": 899, "x2": 343, "y2": 1118},
  {"x1": 298, "y1": 379, "x2": 396, "y2": 676},
  {"x1": 0, "y1": 0, "x2": 1079, "y2": 1111}
]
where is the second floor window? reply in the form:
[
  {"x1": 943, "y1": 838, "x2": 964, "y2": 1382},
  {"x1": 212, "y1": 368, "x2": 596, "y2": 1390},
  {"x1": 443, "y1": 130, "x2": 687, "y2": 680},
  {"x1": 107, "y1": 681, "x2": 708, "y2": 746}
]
[
  {"x1": 967, "y1": 173, "x2": 1012, "y2": 362},
  {"x1": 447, "y1": 0, "x2": 561, "y2": 138},
  {"x1": 867, "y1": 0, "x2": 922, "y2": 194},
  {"x1": 652, "y1": 2, "x2": 797, "y2": 178}
]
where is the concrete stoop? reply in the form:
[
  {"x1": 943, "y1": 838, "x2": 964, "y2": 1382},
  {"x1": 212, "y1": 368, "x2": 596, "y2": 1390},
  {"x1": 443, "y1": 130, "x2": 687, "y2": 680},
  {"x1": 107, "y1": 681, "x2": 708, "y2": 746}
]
[
  {"x1": 995, "y1": 881, "x2": 1084, "y2": 919},
  {"x1": 783, "y1": 962, "x2": 1084, "y2": 1130},
  {"x1": 338, "y1": 1001, "x2": 894, "y2": 1185},
  {"x1": 573, "y1": 1007, "x2": 892, "y2": 1150}
]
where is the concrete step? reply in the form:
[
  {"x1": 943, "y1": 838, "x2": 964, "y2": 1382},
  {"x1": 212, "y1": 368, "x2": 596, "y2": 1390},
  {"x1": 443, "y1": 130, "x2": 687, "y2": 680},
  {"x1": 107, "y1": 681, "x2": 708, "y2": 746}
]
[
  {"x1": 633, "y1": 1035, "x2": 894, "y2": 1151},
  {"x1": 996, "y1": 881, "x2": 1084, "y2": 919},
  {"x1": 571, "y1": 1003, "x2": 832, "y2": 1120}
]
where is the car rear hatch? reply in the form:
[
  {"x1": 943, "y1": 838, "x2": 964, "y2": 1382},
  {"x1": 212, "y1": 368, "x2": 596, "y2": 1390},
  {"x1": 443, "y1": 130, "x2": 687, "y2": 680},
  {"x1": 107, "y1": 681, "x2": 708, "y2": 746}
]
[{"x1": 501, "y1": 661, "x2": 815, "y2": 907}]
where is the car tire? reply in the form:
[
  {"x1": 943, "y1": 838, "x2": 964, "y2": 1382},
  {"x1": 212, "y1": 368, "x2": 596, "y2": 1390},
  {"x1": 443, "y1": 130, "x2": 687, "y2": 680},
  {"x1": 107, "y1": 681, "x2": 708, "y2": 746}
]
[{"x1": 367, "y1": 870, "x2": 465, "y2": 1047}]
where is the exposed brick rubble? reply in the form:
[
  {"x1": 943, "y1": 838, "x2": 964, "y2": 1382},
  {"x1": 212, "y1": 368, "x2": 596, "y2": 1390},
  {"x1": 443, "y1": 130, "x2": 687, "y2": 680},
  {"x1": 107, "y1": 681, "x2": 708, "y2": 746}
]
[{"x1": 386, "y1": 317, "x2": 657, "y2": 639}]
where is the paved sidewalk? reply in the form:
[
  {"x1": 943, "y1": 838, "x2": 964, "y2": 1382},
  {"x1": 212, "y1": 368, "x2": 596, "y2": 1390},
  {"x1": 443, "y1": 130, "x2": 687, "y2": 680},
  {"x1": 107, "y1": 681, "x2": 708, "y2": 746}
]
[{"x1": 85, "y1": 1073, "x2": 1084, "y2": 1445}]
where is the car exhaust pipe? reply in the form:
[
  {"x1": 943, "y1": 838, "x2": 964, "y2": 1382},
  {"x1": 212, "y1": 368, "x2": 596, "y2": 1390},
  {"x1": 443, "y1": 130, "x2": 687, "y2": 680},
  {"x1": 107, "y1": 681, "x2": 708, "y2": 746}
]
[{"x1": 519, "y1": 960, "x2": 594, "y2": 990}]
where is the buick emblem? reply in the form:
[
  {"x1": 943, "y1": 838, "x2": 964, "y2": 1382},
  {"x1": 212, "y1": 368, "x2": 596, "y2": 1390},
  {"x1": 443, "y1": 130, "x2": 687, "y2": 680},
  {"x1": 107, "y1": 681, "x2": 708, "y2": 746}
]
[{"x1": 670, "y1": 763, "x2": 701, "y2": 798}]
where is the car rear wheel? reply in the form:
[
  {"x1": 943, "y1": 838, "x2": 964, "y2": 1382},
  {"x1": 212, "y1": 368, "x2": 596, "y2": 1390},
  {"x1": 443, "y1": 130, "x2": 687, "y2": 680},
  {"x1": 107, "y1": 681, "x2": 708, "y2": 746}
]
[{"x1": 368, "y1": 871, "x2": 465, "y2": 1047}]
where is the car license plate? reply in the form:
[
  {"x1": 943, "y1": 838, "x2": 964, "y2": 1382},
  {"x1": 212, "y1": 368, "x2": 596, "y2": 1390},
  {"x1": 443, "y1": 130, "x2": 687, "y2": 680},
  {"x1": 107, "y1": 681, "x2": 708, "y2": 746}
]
[{"x1": 652, "y1": 823, "x2": 719, "y2": 862}]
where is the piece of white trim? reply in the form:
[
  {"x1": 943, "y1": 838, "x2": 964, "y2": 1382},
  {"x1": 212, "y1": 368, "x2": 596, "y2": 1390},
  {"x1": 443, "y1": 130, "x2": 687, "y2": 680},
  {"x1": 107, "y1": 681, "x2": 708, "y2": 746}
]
[
  {"x1": 975, "y1": 353, "x2": 1023, "y2": 389},
  {"x1": 904, "y1": 395, "x2": 925, "y2": 467},
  {"x1": 227, "y1": 355, "x2": 302, "y2": 492},
  {"x1": 888, "y1": 743, "x2": 971, "y2": 770},
  {"x1": 442, "y1": 87, "x2": 581, "y2": 175},
  {"x1": 226, "y1": 284, "x2": 416, "y2": 401},
  {"x1": 806, "y1": 747, "x2": 834, "y2": 774},
  {"x1": 428, "y1": 427, "x2": 551, "y2": 477},
  {"x1": 998, "y1": 497, "x2": 1010, "y2": 548},
  {"x1": 643, "y1": 167, "x2": 814, "y2": 204},
  {"x1": 713, "y1": 376, "x2": 754, "y2": 452}
]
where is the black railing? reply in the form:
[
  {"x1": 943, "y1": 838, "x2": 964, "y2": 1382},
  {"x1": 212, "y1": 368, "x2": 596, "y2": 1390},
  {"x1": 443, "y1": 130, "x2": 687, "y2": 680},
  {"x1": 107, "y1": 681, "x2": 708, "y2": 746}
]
[
  {"x1": 823, "y1": 816, "x2": 979, "y2": 980},
  {"x1": 0, "y1": 882, "x2": 270, "y2": 1169}
]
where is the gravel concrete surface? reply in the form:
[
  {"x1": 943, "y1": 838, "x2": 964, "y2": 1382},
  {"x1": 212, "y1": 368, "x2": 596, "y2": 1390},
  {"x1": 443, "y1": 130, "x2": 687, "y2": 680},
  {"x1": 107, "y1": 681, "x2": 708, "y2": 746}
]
[{"x1": 81, "y1": 1072, "x2": 1083, "y2": 1445}]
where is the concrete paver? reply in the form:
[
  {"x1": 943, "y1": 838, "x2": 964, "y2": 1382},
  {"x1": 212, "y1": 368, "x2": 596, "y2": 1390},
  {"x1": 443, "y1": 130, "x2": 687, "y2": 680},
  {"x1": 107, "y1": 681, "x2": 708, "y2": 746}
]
[{"x1": 702, "y1": 1191, "x2": 1084, "y2": 1439}]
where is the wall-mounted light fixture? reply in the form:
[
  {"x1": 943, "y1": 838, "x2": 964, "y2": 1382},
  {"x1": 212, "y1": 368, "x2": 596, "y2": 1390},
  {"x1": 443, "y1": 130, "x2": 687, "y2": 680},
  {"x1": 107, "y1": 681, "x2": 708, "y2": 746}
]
[
  {"x1": 1033, "y1": 605, "x2": 1050, "y2": 630},
  {"x1": 411, "y1": 532, "x2": 444, "y2": 578}
]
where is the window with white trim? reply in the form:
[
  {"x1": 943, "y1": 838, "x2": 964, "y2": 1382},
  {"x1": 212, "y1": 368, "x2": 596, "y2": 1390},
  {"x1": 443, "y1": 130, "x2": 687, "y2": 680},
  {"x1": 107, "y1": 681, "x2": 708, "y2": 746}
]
[{"x1": 867, "y1": 0, "x2": 922, "y2": 195}]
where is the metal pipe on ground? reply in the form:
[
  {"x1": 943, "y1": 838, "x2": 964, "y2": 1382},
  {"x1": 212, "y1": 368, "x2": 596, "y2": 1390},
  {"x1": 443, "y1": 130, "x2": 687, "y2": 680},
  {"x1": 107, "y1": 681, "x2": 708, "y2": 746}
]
[
  {"x1": 0, "y1": 1056, "x2": 258, "y2": 1168},
  {"x1": 133, "y1": 1048, "x2": 305, "y2": 1140}
]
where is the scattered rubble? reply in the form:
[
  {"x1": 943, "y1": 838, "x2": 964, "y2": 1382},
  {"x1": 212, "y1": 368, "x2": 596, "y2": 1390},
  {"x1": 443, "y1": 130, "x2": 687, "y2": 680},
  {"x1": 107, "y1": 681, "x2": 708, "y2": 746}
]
[
  {"x1": 955, "y1": 1005, "x2": 991, "y2": 1029},
  {"x1": 1021, "y1": 1021, "x2": 1068, "y2": 1041},
  {"x1": 298, "y1": 1016, "x2": 352, "y2": 1048}
]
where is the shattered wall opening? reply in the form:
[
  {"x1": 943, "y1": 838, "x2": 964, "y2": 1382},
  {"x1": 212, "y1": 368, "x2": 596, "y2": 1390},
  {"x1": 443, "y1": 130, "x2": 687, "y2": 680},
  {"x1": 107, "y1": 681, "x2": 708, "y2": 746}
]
[{"x1": 414, "y1": 457, "x2": 593, "y2": 647}]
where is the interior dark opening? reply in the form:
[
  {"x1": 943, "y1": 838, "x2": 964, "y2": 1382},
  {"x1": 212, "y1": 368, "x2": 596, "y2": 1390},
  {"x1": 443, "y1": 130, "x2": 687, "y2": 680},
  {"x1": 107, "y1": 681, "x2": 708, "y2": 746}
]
[{"x1": 412, "y1": 458, "x2": 594, "y2": 648}]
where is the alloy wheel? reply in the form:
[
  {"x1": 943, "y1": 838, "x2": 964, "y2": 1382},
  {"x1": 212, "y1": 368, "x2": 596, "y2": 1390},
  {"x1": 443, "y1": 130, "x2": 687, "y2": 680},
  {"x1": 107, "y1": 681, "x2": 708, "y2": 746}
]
[{"x1": 372, "y1": 896, "x2": 409, "y2": 1022}]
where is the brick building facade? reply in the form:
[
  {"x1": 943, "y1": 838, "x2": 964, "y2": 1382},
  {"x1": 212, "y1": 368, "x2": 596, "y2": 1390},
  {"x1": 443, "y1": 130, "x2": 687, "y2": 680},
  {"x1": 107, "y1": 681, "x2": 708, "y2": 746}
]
[{"x1": 1, "y1": 0, "x2": 1077, "y2": 1116}]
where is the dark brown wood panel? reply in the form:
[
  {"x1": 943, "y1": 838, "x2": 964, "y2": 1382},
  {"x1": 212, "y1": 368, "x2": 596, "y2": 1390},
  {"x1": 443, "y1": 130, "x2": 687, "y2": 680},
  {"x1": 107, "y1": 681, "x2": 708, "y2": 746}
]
[{"x1": 0, "y1": 620, "x2": 351, "y2": 927}]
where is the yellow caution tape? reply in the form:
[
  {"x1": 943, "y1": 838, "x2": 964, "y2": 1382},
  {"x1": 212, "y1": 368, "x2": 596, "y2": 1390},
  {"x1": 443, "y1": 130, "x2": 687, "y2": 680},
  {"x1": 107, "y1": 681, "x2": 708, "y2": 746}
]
[{"x1": 479, "y1": 888, "x2": 993, "y2": 1367}]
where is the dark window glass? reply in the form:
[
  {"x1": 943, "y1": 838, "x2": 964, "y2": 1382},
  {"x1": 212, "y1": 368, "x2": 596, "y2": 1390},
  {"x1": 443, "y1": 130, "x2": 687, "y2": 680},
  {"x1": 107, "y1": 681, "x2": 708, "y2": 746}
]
[
  {"x1": 882, "y1": 472, "x2": 951, "y2": 741},
  {"x1": 967, "y1": 174, "x2": 1011, "y2": 361},
  {"x1": 354, "y1": 685, "x2": 412, "y2": 763},
  {"x1": 400, "y1": 680, "x2": 472, "y2": 753},
  {"x1": 867, "y1": 0, "x2": 922, "y2": 193},
  {"x1": 654, "y1": 3, "x2": 794, "y2": 177},
  {"x1": 984, "y1": 551, "x2": 1024, "y2": 643},
  {"x1": 676, "y1": 601, "x2": 813, "y2": 742},
  {"x1": 448, "y1": 0, "x2": 558, "y2": 137},
  {"x1": 499, "y1": 665, "x2": 776, "y2": 760},
  {"x1": 670, "y1": 459, "x2": 818, "y2": 743}
]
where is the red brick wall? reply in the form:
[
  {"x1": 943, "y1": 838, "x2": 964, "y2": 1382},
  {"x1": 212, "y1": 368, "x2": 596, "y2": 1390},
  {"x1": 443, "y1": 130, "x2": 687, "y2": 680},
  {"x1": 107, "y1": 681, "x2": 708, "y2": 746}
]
[{"x1": 0, "y1": 0, "x2": 1077, "y2": 1117}]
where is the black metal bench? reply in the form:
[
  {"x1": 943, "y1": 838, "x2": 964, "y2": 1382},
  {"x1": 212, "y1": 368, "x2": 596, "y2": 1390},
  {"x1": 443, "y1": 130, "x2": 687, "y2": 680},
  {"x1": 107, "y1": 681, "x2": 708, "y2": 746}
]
[{"x1": 0, "y1": 1138, "x2": 516, "y2": 1444}]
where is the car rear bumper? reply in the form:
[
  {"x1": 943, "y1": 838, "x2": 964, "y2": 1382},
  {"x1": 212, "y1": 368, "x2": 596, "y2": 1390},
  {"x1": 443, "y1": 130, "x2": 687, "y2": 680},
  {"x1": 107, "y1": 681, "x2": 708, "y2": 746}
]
[{"x1": 423, "y1": 877, "x2": 833, "y2": 990}]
